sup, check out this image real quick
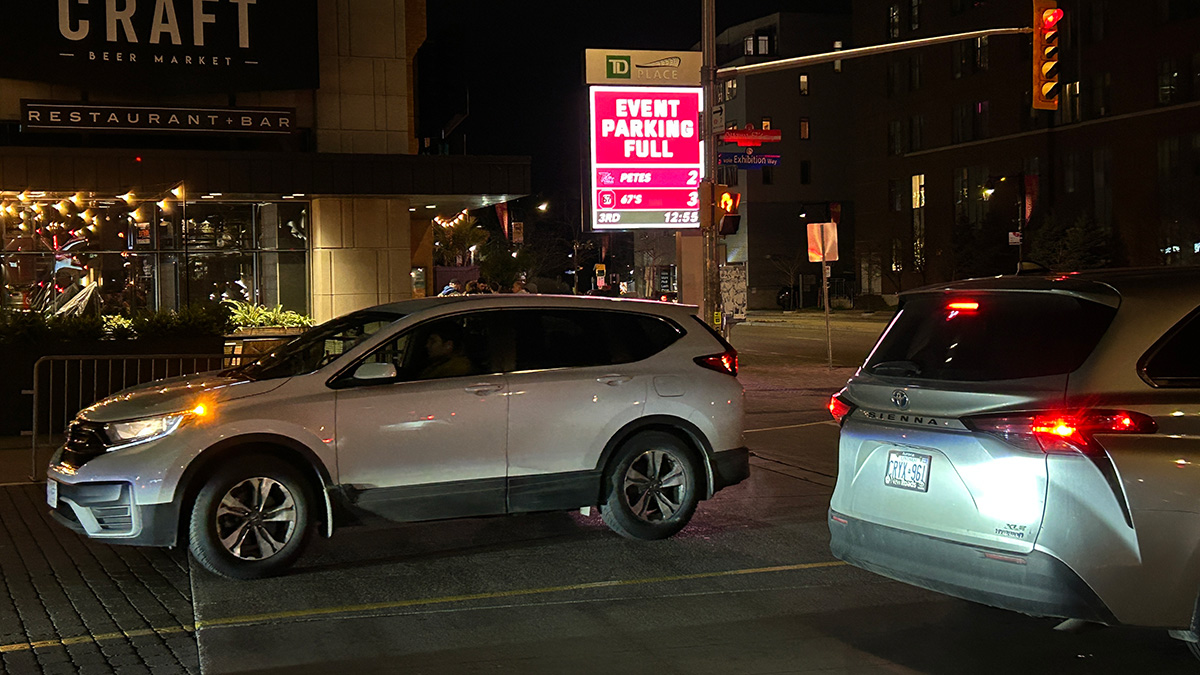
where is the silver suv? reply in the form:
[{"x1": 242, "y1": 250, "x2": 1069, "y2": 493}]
[
  {"x1": 47, "y1": 295, "x2": 747, "y2": 579},
  {"x1": 828, "y1": 267, "x2": 1200, "y2": 657}
]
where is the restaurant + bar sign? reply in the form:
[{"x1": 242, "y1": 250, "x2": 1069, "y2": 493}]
[{"x1": 21, "y1": 101, "x2": 295, "y2": 134}]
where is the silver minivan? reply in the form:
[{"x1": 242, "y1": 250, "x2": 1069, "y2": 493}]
[
  {"x1": 47, "y1": 295, "x2": 748, "y2": 579},
  {"x1": 828, "y1": 268, "x2": 1200, "y2": 657}
]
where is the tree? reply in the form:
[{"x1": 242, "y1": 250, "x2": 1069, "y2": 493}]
[
  {"x1": 1027, "y1": 211, "x2": 1114, "y2": 271},
  {"x1": 433, "y1": 215, "x2": 489, "y2": 267}
]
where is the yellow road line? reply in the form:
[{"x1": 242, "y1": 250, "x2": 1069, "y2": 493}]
[
  {"x1": 0, "y1": 560, "x2": 847, "y2": 652},
  {"x1": 197, "y1": 560, "x2": 847, "y2": 629},
  {"x1": 746, "y1": 420, "x2": 837, "y2": 433},
  {"x1": 0, "y1": 625, "x2": 193, "y2": 654}
]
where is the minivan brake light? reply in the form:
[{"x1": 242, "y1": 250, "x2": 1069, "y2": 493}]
[
  {"x1": 966, "y1": 410, "x2": 1157, "y2": 455},
  {"x1": 829, "y1": 391, "x2": 855, "y2": 425}
]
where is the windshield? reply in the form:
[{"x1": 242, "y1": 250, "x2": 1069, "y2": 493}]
[{"x1": 233, "y1": 311, "x2": 401, "y2": 381}]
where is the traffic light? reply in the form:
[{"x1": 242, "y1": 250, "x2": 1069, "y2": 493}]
[
  {"x1": 1032, "y1": 0, "x2": 1063, "y2": 111},
  {"x1": 717, "y1": 186, "x2": 742, "y2": 235}
]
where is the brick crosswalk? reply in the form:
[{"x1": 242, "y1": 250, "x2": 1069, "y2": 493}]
[{"x1": 0, "y1": 484, "x2": 199, "y2": 674}]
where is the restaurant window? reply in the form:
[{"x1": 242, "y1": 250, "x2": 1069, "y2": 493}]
[{"x1": 1, "y1": 190, "x2": 310, "y2": 315}]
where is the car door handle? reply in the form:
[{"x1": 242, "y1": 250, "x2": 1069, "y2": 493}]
[
  {"x1": 596, "y1": 375, "x2": 632, "y2": 386},
  {"x1": 464, "y1": 383, "x2": 504, "y2": 395}
]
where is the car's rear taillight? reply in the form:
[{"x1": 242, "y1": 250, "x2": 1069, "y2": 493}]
[
  {"x1": 966, "y1": 410, "x2": 1157, "y2": 455},
  {"x1": 829, "y1": 391, "x2": 855, "y2": 425},
  {"x1": 695, "y1": 348, "x2": 738, "y2": 376}
]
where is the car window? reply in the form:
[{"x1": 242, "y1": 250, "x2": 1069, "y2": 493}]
[
  {"x1": 864, "y1": 293, "x2": 1116, "y2": 382},
  {"x1": 237, "y1": 311, "x2": 398, "y2": 380},
  {"x1": 512, "y1": 309, "x2": 681, "y2": 372},
  {"x1": 358, "y1": 312, "x2": 496, "y2": 383},
  {"x1": 603, "y1": 312, "x2": 683, "y2": 362},
  {"x1": 1142, "y1": 306, "x2": 1200, "y2": 387}
]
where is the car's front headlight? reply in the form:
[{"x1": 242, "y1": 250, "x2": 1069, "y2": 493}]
[{"x1": 102, "y1": 404, "x2": 208, "y2": 450}]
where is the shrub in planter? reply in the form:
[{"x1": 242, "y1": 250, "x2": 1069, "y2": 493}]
[{"x1": 224, "y1": 300, "x2": 312, "y2": 330}]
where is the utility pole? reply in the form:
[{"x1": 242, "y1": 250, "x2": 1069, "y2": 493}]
[{"x1": 701, "y1": 0, "x2": 721, "y2": 329}]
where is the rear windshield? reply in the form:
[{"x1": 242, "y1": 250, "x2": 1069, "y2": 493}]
[{"x1": 864, "y1": 293, "x2": 1116, "y2": 381}]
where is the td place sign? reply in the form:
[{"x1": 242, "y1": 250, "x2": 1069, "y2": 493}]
[{"x1": 0, "y1": 0, "x2": 318, "y2": 93}]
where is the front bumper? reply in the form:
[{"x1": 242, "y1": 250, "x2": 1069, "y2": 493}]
[
  {"x1": 48, "y1": 479, "x2": 179, "y2": 547},
  {"x1": 829, "y1": 510, "x2": 1117, "y2": 624},
  {"x1": 711, "y1": 446, "x2": 750, "y2": 493}
]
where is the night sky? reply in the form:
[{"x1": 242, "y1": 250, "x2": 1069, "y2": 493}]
[{"x1": 421, "y1": 1, "x2": 849, "y2": 203}]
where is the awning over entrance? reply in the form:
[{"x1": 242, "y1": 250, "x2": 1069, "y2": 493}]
[{"x1": 0, "y1": 147, "x2": 530, "y2": 219}]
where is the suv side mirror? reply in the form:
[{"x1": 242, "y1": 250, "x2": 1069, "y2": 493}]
[{"x1": 352, "y1": 362, "x2": 398, "y2": 381}]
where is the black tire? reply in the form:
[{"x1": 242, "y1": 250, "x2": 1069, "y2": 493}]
[
  {"x1": 600, "y1": 431, "x2": 700, "y2": 540},
  {"x1": 187, "y1": 456, "x2": 312, "y2": 580}
]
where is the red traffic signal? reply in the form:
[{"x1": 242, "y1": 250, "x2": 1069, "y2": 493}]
[
  {"x1": 1041, "y1": 7, "x2": 1063, "y2": 29},
  {"x1": 1032, "y1": 0, "x2": 1062, "y2": 111}
]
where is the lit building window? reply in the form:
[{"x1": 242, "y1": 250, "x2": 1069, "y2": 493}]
[
  {"x1": 798, "y1": 73, "x2": 810, "y2": 95},
  {"x1": 911, "y1": 173, "x2": 926, "y2": 271},
  {"x1": 888, "y1": 4, "x2": 901, "y2": 39},
  {"x1": 800, "y1": 118, "x2": 810, "y2": 140}
]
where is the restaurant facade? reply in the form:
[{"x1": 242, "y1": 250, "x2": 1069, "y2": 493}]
[{"x1": 0, "y1": 0, "x2": 529, "y2": 323}]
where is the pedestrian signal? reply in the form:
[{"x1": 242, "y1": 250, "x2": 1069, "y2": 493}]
[{"x1": 717, "y1": 186, "x2": 742, "y2": 235}]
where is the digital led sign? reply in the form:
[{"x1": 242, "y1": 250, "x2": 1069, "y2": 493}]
[{"x1": 589, "y1": 86, "x2": 703, "y2": 230}]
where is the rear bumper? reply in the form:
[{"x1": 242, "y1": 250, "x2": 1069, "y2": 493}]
[
  {"x1": 829, "y1": 510, "x2": 1117, "y2": 624},
  {"x1": 711, "y1": 447, "x2": 750, "y2": 494}
]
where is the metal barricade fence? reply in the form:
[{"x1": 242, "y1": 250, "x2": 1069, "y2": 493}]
[{"x1": 29, "y1": 354, "x2": 244, "y2": 479}]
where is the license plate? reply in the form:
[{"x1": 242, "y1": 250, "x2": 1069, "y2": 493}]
[
  {"x1": 884, "y1": 450, "x2": 931, "y2": 492},
  {"x1": 46, "y1": 480, "x2": 58, "y2": 508}
]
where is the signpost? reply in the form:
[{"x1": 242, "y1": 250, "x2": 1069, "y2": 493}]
[
  {"x1": 807, "y1": 222, "x2": 839, "y2": 368},
  {"x1": 718, "y1": 150, "x2": 781, "y2": 168},
  {"x1": 588, "y1": 86, "x2": 704, "y2": 230},
  {"x1": 720, "y1": 128, "x2": 783, "y2": 146}
]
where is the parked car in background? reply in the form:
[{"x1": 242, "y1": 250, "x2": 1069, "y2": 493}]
[
  {"x1": 47, "y1": 295, "x2": 748, "y2": 579},
  {"x1": 828, "y1": 267, "x2": 1200, "y2": 658}
]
